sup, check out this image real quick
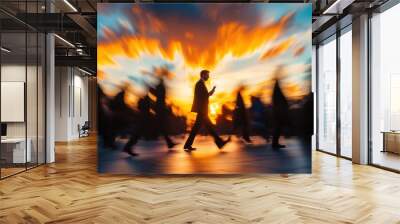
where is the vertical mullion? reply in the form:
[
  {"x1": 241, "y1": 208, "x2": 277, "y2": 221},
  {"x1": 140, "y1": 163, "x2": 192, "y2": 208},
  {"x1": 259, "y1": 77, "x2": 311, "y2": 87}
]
[
  {"x1": 44, "y1": 0, "x2": 47, "y2": 164},
  {"x1": 73, "y1": 68, "x2": 75, "y2": 118},
  {"x1": 367, "y1": 11, "x2": 373, "y2": 165},
  {"x1": 36, "y1": 0, "x2": 39, "y2": 167},
  {"x1": 336, "y1": 28, "x2": 341, "y2": 157},
  {"x1": 25, "y1": 0, "x2": 28, "y2": 171},
  {"x1": 0, "y1": 21, "x2": 2, "y2": 179},
  {"x1": 316, "y1": 44, "x2": 320, "y2": 150},
  {"x1": 44, "y1": 33, "x2": 47, "y2": 164}
]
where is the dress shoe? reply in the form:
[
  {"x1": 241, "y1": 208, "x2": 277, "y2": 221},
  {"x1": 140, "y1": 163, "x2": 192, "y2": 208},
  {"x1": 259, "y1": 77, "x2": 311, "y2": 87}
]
[
  {"x1": 184, "y1": 146, "x2": 196, "y2": 152},
  {"x1": 167, "y1": 142, "x2": 178, "y2": 149},
  {"x1": 217, "y1": 136, "x2": 231, "y2": 149},
  {"x1": 123, "y1": 147, "x2": 138, "y2": 156},
  {"x1": 243, "y1": 137, "x2": 252, "y2": 143},
  {"x1": 272, "y1": 144, "x2": 286, "y2": 149}
]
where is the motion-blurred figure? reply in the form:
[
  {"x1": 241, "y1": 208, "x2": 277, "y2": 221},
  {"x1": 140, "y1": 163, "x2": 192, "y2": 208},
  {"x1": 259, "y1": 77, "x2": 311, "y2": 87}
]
[
  {"x1": 103, "y1": 84, "x2": 132, "y2": 148},
  {"x1": 301, "y1": 92, "x2": 313, "y2": 147},
  {"x1": 123, "y1": 94, "x2": 152, "y2": 156},
  {"x1": 98, "y1": 86, "x2": 115, "y2": 148},
  {"x1": 271, "y1": 68, "x2": 289, "y2": 149},
  {"x1": 233, "y1": 85, "x2": 251, "y2": 143},
  {"x1": 184, "y1": 70, "x2": 231, "y2": 151},
  {"x1": 249, "y1": 96, "x2": 270, "y2": 141},
  {"x1": 149, "y1": 77, "x2": 177, "y2": 149}
]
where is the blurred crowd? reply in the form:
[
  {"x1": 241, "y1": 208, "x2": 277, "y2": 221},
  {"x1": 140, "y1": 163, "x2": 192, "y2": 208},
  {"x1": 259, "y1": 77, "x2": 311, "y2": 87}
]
[{"x1": 98, "y1": 70, "x2": 313, "y2": 155}]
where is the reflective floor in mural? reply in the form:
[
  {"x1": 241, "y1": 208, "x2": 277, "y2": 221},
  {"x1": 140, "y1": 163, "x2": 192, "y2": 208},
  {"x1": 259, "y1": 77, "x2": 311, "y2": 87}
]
[{"x1": 98, "y1": 135, "x2": 311, "y2": 174}]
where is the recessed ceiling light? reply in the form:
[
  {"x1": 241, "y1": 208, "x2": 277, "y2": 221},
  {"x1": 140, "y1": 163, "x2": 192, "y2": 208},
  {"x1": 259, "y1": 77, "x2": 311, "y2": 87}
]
[
  {"x1": 63, "y1": 0, "x2": 78, "y2": 12},
  {"x1": 78, "y1": 67, "x2": 93, "y2": 76},
  {"x1": 54, "y1": 34, "x2": 75, "y2": 48},
  {"x1": 1, "y1": 47, "x2": 11, "y2": 53}
]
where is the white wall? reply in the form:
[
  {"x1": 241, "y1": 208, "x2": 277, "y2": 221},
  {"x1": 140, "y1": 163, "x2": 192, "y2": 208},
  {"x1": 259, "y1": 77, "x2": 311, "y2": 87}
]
[
  {"x1": 1, "y1": 64, "x2": 46, "y2": 163},
  {"x1": 55, "y1": 66, "x2": 70, "y2": 141},
  {"x1": 1, "y1": 65, "x2": 26, "y2": 138},
  {"x1": 55, "y1": 67, "x2": 89, "y2": 141},
  {"x1": 1, "y1": 65, "x2": 40, "y2": 137}
]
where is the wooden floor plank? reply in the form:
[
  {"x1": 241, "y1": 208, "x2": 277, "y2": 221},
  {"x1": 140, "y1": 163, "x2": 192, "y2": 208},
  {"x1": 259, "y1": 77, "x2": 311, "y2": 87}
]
[{"x1": 0, "y1": 136, "x2": 399, "y2": 223}]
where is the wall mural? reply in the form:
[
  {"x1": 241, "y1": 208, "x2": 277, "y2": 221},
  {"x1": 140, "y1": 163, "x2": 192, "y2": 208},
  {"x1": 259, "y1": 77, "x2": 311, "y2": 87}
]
[{"x1": 97, "y1": 3, "x2": 312, "y2": 174}]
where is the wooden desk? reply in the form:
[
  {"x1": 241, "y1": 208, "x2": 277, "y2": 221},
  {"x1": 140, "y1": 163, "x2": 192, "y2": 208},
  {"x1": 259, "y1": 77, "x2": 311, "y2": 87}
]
[
  {"x1": 382, "y1": 131, "x2": 400, "y2": 154},
  {"x1": 1, "y1": 138, "x2": 31, "y2": 163}
]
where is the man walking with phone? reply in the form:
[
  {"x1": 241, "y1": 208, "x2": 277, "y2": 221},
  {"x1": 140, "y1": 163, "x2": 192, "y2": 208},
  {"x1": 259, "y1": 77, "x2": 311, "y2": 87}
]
[{"x1": 183, "y1": 70, "x2": 231, "y2": 151}]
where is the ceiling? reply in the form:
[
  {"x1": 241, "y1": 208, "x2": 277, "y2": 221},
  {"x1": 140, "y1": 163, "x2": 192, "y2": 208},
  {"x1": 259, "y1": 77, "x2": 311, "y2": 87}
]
[{"x1": 0, "y1": 0, "x2": 393, "y2": 72}]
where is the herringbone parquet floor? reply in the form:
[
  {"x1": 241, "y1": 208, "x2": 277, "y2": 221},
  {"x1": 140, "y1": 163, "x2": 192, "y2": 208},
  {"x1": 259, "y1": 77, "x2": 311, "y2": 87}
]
[{"x1": 1, "y1": 136, "x2": 400, "y2": 224}]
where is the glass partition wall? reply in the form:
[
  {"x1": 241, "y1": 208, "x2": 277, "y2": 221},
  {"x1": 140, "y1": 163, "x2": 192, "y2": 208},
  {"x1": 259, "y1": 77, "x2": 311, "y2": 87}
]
[
  {"x1": 0, "y1": 2, "x2": 46, "y2": 179},
  {"x1": 317, "y1": 35, "x2": 337, "y2": 154},
  {"x1": 370, "y1": 3, "x2": 400, "y2": 171},
  {"x1": 316, "y1": 26, "x2": 352, "y2": 159},
  {"x1": 339, "y1": 27, "x2": 352, "y2": 159}
]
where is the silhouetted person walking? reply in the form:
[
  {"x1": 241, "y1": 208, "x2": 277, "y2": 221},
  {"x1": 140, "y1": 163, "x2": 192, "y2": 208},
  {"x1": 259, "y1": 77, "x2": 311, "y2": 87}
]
[
  {"x1": 272, "y1": 75, "x2": 289, "y2": 149},
  {"x1": 99, "y1": 87, "x2": 115, "y2": 148},
  {"x1": 183, "y1": 70, "x2": 230, "y2": 151},
  {"x1": 150, "y1": 78, "x2": 177, "y2": 149},
  {"x1": 233, "y1": 86, "x2": 251, "y2": 143},
  {"x1": 301, "y1": 92, "x2": 313, "y2": 147},
  {"x1": 123, "y1": 95, "x2": 152, "y2": 156},
  {"x1": 249, "y1": 96, "x2": 270, "y2": 142},
  {"x1": 106, "y1": 86, "x2": 130, "y2": 148}
]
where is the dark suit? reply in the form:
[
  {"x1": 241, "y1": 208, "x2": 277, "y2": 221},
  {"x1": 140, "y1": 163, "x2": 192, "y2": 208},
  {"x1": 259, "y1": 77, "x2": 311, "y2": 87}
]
[
  {"x1": 124, "y1": 96, "x2": 152, "y2": 150},
  {"x1": 184, "y1": 80, "x2": 223, "y2": 148},
  {"x1": 233, "y1": 91, "x2": 250, "y2": 141},
  {"x1": 150, "y1": 81, "x2": 174, "y2": 147},
  {"x1": 272, "y1": 80, "x2": 289, "y2": 147},
  {"x1": 191, "y1": 80, "x2": 209, "y2": 114}
]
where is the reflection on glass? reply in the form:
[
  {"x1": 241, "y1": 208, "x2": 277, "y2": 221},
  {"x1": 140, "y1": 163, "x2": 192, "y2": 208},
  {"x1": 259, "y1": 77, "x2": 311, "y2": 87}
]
[
  {"x1": 0, "y1": 1, "x2": 47, "y2": 179},
  {"x1": 318, "y1": 38, "x2": 337, "y2": 154},
  {"x1": 27, "y1": 31, "x2": 38, "y2": 168},
  {"x1": 1, "y1": 31, "x2": 27, "y2": 177},
  {"x1": 340, "y1": 29, "x2": 352, "y2": 158},
  {"x1": 371, "y1": 4, "x2": 400, "y2": 171}
]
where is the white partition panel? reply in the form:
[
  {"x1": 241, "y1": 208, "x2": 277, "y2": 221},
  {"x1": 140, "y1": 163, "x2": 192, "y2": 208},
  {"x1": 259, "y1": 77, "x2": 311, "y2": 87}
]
[{"x1": 1, "y1": 82, "x2": 25, "y2": 122}]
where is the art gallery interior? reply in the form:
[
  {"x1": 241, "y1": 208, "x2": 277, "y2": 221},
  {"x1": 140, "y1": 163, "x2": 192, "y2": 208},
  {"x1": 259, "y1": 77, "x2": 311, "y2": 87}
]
[{"x1": 0, "y1": 0, "x2": 400, "y2": 223}]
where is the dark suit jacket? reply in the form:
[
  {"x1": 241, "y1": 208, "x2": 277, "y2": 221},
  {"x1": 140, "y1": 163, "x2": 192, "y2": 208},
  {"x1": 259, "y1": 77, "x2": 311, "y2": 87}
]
[
  {"x1": 272, "y1": 81, "x2": 289, "y2": 124},
  {"x1": 191, "y1": 80, "x2": 209, "y2": 114}
]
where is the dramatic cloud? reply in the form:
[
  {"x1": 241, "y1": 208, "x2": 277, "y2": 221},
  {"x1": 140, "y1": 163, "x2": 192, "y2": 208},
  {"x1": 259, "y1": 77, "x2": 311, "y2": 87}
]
[
  {"x1": 98, "y1": 4, "x2": 295, "y2": 70},
  {"x1": 259, "y1": 37, "x2": 295, "y2": 60},
  {"x1": 97, "y1": 3, "x2": 312, "y2": 121}
]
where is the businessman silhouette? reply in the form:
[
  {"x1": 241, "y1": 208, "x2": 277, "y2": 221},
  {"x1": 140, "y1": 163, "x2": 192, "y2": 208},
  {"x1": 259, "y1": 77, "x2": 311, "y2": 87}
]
[
  {"x1": 272, "y1": 76, "x2": 289, "y2": 149},
  {"x1": 149, "y1": 77, "x2": 177, "y2": 149},
  {"x1": 183, "y1": 70, "x2": 230, "y2": 151}
]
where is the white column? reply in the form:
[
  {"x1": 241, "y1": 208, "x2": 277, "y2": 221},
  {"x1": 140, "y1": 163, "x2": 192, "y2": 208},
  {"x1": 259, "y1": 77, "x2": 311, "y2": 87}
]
[
  {"x1": 46, "y1": 33, "x2": 55, "y2": 163},
  {"x1": 352, "y1": 14, "x2": 369, "y2": 164},
  {"x1": 45, "y1": 0, "x2": 55, "y2": 163}
]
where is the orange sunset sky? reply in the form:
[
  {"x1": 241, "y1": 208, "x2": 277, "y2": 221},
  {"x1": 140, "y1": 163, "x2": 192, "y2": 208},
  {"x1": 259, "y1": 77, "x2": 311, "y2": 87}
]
[{"x1": 97, "y1": 3, "x2": 312, "y2": 122}]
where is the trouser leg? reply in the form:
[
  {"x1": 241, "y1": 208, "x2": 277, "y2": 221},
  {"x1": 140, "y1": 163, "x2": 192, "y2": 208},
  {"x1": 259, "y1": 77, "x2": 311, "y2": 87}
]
[
  {"x1": 203, "y1": 115, "x2": 223, "y2": 146},
  {"x1": 184, "y1": 113, "x2": 202, "y2": 147}
]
